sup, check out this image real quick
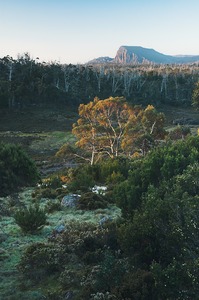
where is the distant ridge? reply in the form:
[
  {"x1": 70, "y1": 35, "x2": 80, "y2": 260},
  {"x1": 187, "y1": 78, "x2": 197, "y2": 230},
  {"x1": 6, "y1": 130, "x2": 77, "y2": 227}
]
[{"x1": 87, "y1": 46, "x2": 199, "y2": 64}]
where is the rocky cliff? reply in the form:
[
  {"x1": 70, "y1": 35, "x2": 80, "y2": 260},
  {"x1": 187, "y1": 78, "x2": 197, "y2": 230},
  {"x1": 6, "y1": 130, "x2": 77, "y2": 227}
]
[
  {"x1": 87, "y1": 46, "x2": 199, "y2": 64},
  {"x1": 114, "y1": 46, "x2": 175, "y2": 64}
]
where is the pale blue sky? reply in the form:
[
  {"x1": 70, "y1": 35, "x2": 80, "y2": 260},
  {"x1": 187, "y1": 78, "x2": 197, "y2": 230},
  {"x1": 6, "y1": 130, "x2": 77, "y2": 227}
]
[{"x1": 0, "y1": 0, "x2": 199, "y2": 64}]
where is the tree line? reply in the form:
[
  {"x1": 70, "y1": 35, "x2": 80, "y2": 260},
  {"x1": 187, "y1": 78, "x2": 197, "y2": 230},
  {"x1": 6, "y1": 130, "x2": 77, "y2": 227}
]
[{"x1": 1, "y1": 53, "x2": 199, "y2": 109}]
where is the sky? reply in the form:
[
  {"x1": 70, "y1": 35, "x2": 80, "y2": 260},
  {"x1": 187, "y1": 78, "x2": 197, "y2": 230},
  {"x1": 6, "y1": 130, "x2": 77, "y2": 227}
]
[{"x1": 0, "y1": 0, "x2": 199, "y2": 64}]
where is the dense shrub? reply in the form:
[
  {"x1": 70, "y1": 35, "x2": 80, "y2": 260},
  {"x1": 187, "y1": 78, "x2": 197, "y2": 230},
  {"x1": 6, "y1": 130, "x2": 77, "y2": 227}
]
[
  {"x1": 14, "y1": 204, "x2": 47, "y2": 233},
  {"x1": 32, "y1": 175, "x2": 67, "y2": 201},
  {"x1": 77, "y1": 192, "x2": 108, "y2": 210},
  {"x1": 45, "y1": 175, "x2": 63, "y2": 189},
  {"x1": 167, "y1": 125, "x2": 191, "y2": 140},
  {"x1": 116, "y1": 269, "x2": 156, "y2": 300},
  {"x1": 98, "y1": 157, "x2": 130, "y2": 182},
  {"x1": 105, "y1": 171, "x2": 125, "y2": 185},
  {"x1": 18, "y1": 242, "x2": 66, "y2": 280},
  {"x1": 94, "y1": 250, "x2": 127, "y2": 292},
  {"x1": 67, "y1": 158, "x2": 130, "y2": 191},
  {"x1": 114, "y1": 136, "x2": 199, "y2": 217},
  {"x1": 56, "y1": 221, "x2": 120, "y2": 259},
  {"x1": 0, "y1": 142, "x2": 39, "y2": 196},
  {"x1": 56, "y1": 221, "x2": 122, "y2": 298},
  {"x1": 33, "y1": 187, "x2": 59, "y2": 199},
  {"x1": 67, "y1": 167, "x2": 95, "y2": 192},
  {"x1": 116, "y1": 162, "x2": 199, "y2": 297},
  {"x1": 151, "y1": 260, "x2": 199, "y2": 300}
]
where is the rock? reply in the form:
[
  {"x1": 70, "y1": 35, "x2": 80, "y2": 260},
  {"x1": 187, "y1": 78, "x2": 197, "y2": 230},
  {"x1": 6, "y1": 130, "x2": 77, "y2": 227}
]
[
  {"x1": 92, "y1": 185, "x2": 107, "y2": 195},
  {"x1": 61, "y1": 194, "x2": 80, "y2": 208},
  {"x1": 65, "y1": 291, "x2": 74, "y2": 300},
  {"x1": 99, "y1": 216, "x2": 113, "y2": 227},
  {"x1": 55, "y1": 224, "x2": 65, "y2": 233}
]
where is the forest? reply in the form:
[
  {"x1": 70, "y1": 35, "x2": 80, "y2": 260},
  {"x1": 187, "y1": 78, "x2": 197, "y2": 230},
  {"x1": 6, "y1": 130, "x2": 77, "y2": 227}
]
[
  {"x1": 1, "y1": 55, "x2": 199, "y2": 299},
  {"x1": 1, "y1": 53, "x2": 199, "y2": 109}
]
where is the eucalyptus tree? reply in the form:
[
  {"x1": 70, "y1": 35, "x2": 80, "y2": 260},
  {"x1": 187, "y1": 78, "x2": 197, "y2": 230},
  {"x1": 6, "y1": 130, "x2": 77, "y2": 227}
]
[{"x1": 72, "y1": 97, "x2": 166, "y2": 164}]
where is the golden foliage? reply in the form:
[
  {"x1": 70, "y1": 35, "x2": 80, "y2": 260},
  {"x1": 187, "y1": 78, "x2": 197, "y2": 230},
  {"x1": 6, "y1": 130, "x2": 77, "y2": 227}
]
[{"x1": 72, "y1": 97, "x2": 166, "y2": 163}]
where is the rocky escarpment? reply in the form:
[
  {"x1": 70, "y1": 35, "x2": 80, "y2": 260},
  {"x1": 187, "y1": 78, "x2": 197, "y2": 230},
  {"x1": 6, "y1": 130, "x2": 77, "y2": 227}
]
[
  {"x1": 114, "y1": 46, "x2": 175, "y2": 64},
  {"x1": 87, "y1": 46, "x2": 199, "y2": 64}
]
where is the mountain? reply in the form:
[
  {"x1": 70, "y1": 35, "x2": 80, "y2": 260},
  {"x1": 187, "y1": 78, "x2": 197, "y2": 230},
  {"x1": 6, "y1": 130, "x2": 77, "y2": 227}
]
[
  {"x1": 114, "y1": 46, "x2": 175, "y2": 64},
  {"x1": 115, "y1": 46, "x2": 199, "y2": 64},
  {"x1": 87, "y1": 56, "x2": 114, "y2": 64},
  {"x1": 87, "y1": 46, "x2": 199, "y2": 64}
]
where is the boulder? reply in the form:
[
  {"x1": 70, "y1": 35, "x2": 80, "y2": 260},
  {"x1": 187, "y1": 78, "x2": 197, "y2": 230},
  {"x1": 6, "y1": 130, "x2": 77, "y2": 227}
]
[{"x1": 61, "y1": 194, "x2": 80, "y2": 208}]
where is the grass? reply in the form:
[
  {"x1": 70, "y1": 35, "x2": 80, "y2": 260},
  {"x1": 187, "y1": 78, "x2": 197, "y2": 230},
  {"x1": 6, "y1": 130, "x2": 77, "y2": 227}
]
[{"x1": 30, "y1": 131, "x2": 76, "y2": 152}]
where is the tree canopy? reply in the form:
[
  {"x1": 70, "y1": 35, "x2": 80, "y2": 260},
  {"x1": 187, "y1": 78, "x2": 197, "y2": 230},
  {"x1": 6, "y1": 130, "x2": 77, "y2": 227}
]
[
  {"x1": 72, "y1": 97, "x2": 166, "y2": 164},
  {"x1": 192, "y1": 80, "x2": 199, "y2": 109},
  {"x1": 0, "y1": 54, "x2": 198, "y2": 109}
]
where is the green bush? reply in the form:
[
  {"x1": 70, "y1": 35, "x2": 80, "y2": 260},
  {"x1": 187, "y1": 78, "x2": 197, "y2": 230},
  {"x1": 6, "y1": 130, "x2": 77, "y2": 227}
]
[
  {"x1": 35, "y1": 187, "x2": 59, "y2": 199},
  {"x1": 18, "y1": 242, "x2": 65, "y2": 280},
  {"x1": 167, "y1": 125, "x2": 191, "y2": 140},
  {"x1": 57, "y1": 220, "x2": 120, "y2": 260},
  {"x1": 151, "y1": 259, "x2": 199, "y2": 299},
  {"x1": 114, "y1": 136, "x2": 199, "y2": 217},
  {"x1": 14, "y1": 204, "x2": 47, "y2": 233},
  {"x1": 46, "y1": 176, "x2": 63, "y2": 189},
  {"x1": 45, "y1": 199, "x2": 62, "y2": 213},
  {"x1": 116, "y1": 269, "x2": 156, "y2": 300},
  {"x1": 67, "y1": 158, "x2": 130, "y2": 193},
  {"x1": 77, "y1": 192, "x2": 108, "y2": 210},
  {"x1": 99, "y1": 157, "x2": 130, "y2": 182},
  {"x1": 0, "y1": 142, "x2": 40, "y2": 196},
  {"x1": 67, "y1": 168, "x2": 95, "y2": 192},
  {"x1": 94, "y1": 250, "x2": 127, "y2": 292},
  {"x1": 106, "y1": 171, "x2": 125, "y2": 185}
]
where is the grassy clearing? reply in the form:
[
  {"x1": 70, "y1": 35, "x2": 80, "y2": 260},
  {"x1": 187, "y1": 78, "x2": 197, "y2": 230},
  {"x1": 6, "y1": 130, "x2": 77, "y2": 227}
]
[{"x1": 30, "y1": 131, "x2": 76, "y2": 152}]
